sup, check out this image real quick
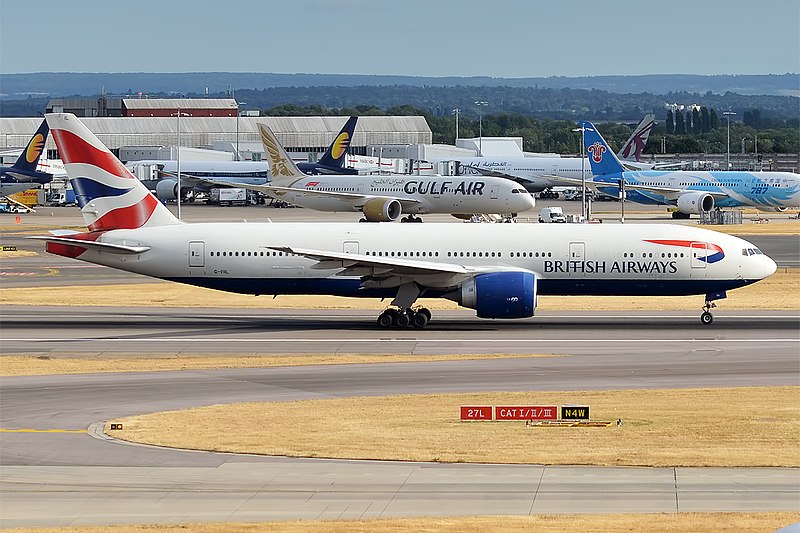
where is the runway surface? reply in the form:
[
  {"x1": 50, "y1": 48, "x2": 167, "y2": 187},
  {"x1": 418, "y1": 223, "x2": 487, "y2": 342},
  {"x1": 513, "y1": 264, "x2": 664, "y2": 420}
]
[{"x1": 1, "y1": 306, "x2": 798, "y2": 526}]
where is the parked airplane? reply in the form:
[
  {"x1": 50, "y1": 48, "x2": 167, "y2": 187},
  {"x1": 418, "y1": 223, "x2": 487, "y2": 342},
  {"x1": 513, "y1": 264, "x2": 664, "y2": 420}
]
[
  {"x1": 221, "y1": 123, "x2": 534, "y2": 222},
  {"x1": 35, "y1": 113, "x2": 777, "y2": 327},
  {"x1": 128, "y1": 116, "x2": 360, "y2": 200},
  {"x1": 453, "y1": 114, "x2": 657, "y2": 193},
  {"x1": 1, "y1": 119, "x2": 54, "y2": 197},
  {"x1": 580, "y1": 120, "x2": 800, "y2": 218}
]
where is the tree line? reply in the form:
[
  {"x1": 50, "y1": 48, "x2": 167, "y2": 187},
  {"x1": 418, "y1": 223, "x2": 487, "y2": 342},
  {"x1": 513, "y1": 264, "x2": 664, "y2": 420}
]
[{"x1": 262, "y1": 104, "x2": 799, "y2": 155}]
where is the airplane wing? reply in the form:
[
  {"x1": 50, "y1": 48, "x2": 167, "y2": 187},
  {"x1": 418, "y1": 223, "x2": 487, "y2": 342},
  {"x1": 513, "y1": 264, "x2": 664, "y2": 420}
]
[
  {"x1": 564, "y1": 178, "x2": 732, "y2": 202},
  {"x1": 158, "y1": 171, "x2": 207, "y2": 188},
  {"x1": 208, "y1": 180, "x2": 423, "y2": 210},
  {"x1": 463, "y1": 165, "x2": 518, "y2": 180},
  {"x1": 7, "y1": 171, "x2": 53, "y2": 182},
  {"x1": 269, "y1": 245, "x2": 529, "y2": 289}
]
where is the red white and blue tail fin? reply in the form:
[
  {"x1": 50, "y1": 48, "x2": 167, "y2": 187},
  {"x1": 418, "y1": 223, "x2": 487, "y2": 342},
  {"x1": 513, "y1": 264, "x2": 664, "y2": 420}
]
[{"x1": 45, "y1": 113, "x2": 180, "y2": 232}]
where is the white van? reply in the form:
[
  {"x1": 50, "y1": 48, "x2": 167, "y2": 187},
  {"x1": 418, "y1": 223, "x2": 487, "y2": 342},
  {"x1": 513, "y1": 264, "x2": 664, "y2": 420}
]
[{"x1": 538, "y1": 207, "x2": 567, "y2": 223}]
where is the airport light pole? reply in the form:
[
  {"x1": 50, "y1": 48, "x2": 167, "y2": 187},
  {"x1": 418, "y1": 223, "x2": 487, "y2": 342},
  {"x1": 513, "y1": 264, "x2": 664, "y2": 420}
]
[
  {"x1": 723, "y1": 110, "x2": 736, "y2": 170},
  {"x1": 451, "y1": 108, "x2": 460, "y2": 144},
  {"x1": 171, "y1": 109, "x2": 191, "y2": 220},
  {"x1": 572, "y1": 125, "x2": 588, "y2": 221},
  {"x1": 235, "y1": 101, "x2": 246, "y2": 161},
  {"x1": 475, "y1": 101, "x2": 488, "y2": 156}
]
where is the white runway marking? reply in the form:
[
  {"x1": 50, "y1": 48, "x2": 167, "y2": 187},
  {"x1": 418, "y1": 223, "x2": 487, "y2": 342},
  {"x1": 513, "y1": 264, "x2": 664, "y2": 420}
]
[{"x1": 6, "y1": 337, "x2": 798, "y2": 343}]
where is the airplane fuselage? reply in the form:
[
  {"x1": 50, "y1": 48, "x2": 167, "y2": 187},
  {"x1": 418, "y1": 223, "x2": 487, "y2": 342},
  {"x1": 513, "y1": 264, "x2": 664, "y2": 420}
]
[
  {"x1": 278, "y1": 174, "x2": 534, "y2": 215},
  {"x1": 598, "y1": 170, "x2": 800, "y2": 210},
  {"x1": 455, "y1": 156, "x2": 592, "y2": 192},
  {"x1": 53, "y1": 222, "x2": 774, "y2": 300}
]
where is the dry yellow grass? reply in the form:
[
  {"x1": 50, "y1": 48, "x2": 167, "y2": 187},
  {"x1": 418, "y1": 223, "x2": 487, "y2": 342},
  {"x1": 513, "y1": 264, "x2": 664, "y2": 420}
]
[
  {"x1": 0, "y1": 352, "x2": 562, "y2": 377},
  {"x1": 0, "y1": 249, "x2": 39, "y2": 258},
  {"x1": 3, "y1": 513, "x2": 799, "y2": 533},
  {"x1": 111, "y1": 386, "x2": 800, "y2": 468},
  {"x1": 702, "y1": 220, "x2": 799, "y2": 235},
  {"x1": 1, "y1": 269, "x2": 797, "y2": 310}
]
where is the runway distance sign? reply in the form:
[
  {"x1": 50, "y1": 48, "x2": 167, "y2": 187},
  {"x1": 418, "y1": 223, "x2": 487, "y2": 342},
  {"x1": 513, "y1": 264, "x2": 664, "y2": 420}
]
[
  {"x1": 460, "y1": 406, "x2": 492, "y2": 420},
  {"x1": 495, "y1": 406, "x2": 558, "y2": 421}
]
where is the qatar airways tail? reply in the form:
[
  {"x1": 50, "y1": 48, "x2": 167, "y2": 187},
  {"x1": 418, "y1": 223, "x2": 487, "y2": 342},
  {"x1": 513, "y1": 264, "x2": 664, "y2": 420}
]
[{"x1": 35, "y1": 113, "x2": 777, "y2": 328}]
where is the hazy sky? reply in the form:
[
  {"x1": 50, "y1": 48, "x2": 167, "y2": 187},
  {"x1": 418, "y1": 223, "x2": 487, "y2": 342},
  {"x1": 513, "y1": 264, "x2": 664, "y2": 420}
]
[{"x1": 2, "y1": 0, "x2": 798, "y2": 77}]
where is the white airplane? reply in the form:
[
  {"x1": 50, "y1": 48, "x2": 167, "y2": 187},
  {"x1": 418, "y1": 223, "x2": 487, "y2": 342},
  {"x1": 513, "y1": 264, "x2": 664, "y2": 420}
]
[
  {"x1": 127, "y1": 160, "x2": 271, "y2": 200},
  {"x1": 452, "y1": 114, "x2": 657, "y2": 194},
  {"x1": 223, "y1": 123, "x2": 535, "y2": 222},
  {"x1": 34, "y1": 113, "x2": 778, "y2": 328},
  {"x1": 580, "y1": 120, "x2": 800, "y2": 218}
]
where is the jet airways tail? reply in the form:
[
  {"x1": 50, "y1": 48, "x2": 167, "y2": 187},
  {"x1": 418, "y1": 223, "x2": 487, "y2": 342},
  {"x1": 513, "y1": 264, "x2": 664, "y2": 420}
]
[
  {"x1": 617, "y1": 114, "x2": 655, "y2": 162},
  {"x1": 258, "y1": 123, "x2": 306, "y2": 187},
  {"x1": 317, "y1": 116, "x2": 357, "y2": 169},
  {"x1": 12, "y1": 119, "x2": 50, "y2": 173},
  {"x1": 45, "y1": 113, "x2": 180, "y2": 232},
  {"x1": 581, "y1": 120, "x2": 626, "y2": 177}
]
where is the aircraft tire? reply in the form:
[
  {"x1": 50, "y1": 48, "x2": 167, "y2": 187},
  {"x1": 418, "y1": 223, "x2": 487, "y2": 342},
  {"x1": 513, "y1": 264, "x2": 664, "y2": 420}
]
[
  {"x1": 395, "y1": 313, "x2": 411, "y2": 328},
  {"x1": 417, "y1": 308, "x2": 432, "y2": 322},
  {"x1": 411, "y1": 311, "x2": 429, "y2": 329},
  {"x1": 377, "y1": 310, "x2": 395, "y2": 328},
  {"x1": 700, "y1": 311, "x2": 713, "y2": 325}
]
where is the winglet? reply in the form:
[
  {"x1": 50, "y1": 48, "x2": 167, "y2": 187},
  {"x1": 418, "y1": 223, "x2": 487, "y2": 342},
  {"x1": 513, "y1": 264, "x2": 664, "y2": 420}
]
[
  {"x1": 257, "y1": 123, "x2": 306, "y2": 187},
  {"x1": 581, "y1": 120, "x2": 626, "y2": 176}
]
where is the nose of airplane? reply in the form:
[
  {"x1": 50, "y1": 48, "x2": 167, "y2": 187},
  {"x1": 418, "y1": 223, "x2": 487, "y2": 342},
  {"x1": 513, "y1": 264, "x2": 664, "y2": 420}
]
[
  {"x1": 764, "y1": 255, "x2": 778, "y2": 279},
  {"x1": 517, "y1": 191, "x2": 536, "y2": 212}
]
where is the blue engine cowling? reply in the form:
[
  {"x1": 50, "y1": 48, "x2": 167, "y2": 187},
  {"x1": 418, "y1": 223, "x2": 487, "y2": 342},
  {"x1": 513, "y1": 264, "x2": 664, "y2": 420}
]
[{"x1": 456, "y1": 271, "x2": 537, "y2": 319}]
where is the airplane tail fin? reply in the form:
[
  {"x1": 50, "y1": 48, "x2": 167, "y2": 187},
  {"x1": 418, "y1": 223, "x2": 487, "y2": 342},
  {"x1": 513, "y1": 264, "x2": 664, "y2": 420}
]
[
  {"x1": 617, "y1": 114, "x2": 655, "y2": 162},
  {"x1": 258, "y1": 122, "x2": 306, "y2": 187},
  {"x1": 581, "y1": 120, "x2": 626, "y2": 176},
  {"x1": 13, "y1": 119, "x2": 49, "y2": 172},
  {"x1": 317, "y1": 116, "x2": 357, "y2": 169},
  {"x1": 46, "y1": 113, "x2": 180, "y2": 232}
]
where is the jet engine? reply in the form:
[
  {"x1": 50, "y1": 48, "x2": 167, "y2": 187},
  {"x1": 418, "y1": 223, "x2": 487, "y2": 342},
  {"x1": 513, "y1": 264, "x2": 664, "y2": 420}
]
[
  {"x1": 155, "y1": 179, "x2": 179, "y2": 201},
  {"x1": 676, "y1": 192, "x2": 714, "y2": 214},
  {"x1": 758, "y1": 206, "x2": 788, "y2": 212},
  {"x1": 361, "y1": 197, "x2": 402, "y2": 222},
  {"x1": 449, "y1": 271, "x2": 537, "y2": 319}
]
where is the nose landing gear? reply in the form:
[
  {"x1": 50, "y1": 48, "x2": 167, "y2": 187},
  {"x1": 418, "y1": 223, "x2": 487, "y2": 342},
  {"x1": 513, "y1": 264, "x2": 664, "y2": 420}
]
[{"x1": 700, "y1": 291, "x2": 726, "y2": 325}]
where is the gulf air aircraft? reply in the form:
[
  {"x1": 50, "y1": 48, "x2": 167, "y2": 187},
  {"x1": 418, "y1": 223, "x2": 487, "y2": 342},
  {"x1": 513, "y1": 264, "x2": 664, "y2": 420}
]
[
  {"x1": 34, "y1": 113, "x2": 777, "y2": 327},
  {"x1": 223, "y1": 123, "x2": 534, "y2": 222},
  {"x1": 452, "y1": 114, "x2": 657, "y2": 193},
  {"x1": 580, "y1": 120, "x2": 800, "y2": 219},
  {"x1": 128, "y1": 116, "x2": 359, "y2": 201},
  {"x1": 1, "y1": 120, "x2": 54, "y2": 197}
]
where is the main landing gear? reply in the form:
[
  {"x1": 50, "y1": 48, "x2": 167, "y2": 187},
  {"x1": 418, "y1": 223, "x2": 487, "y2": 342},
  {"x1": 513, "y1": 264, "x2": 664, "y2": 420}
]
[
  {"x1": 401, "y1": 214, "x2": 423, "y2": 223},
  {"x1": 376, "y1": 281, "x2": 431, "y2": 328},
  {"x1": 377, "y1": 307, "x2": 432, "y2": 329}
]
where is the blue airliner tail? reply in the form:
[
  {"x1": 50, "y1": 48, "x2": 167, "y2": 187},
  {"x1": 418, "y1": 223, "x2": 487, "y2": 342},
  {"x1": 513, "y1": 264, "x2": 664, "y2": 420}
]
[
  {"x1": 318, "y1": 116, "x2": 357, "y2": 168},
  {"x1": 13, "y1": 119, "x2": 50, "y2": 173},
  {"x1": 581, "y1": 120, "x2": 626, "y2": 177}
]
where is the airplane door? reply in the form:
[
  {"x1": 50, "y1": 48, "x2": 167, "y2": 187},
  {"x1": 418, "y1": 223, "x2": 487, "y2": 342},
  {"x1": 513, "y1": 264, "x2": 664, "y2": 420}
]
[
  {"x1": 343, "y1": 241, "x2": 359, "y2": 254},
  {"x1": 189, "y1": 241, "x2": 205, "y2": 268},
  {"x1": 690, "y1": 242, "x2": 707, "y2": 273},
  {"x1": 569, "y1": 242, "x2": 585, "y2": 261},
  {"x1": 490, "y1": 185, "x2": 499, "y2": 199},
  {"x1": 569, "y1": 242, "x2": 585, "y2": 279}
]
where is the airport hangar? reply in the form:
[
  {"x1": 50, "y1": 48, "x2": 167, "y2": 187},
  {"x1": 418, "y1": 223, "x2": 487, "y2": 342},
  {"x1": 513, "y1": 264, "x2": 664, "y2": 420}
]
[{"x1": 0, "y1": 98, "x2": 444, "y2": 164}]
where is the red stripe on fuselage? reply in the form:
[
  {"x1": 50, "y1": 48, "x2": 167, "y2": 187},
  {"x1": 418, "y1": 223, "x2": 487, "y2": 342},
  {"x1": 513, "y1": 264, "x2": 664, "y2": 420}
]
[
  {"x1": 87, "y1": 193, "x2": 160, "y2": 231},
  {"x1": 51, "y1": 128, "x2": 133, "y2": 179}
]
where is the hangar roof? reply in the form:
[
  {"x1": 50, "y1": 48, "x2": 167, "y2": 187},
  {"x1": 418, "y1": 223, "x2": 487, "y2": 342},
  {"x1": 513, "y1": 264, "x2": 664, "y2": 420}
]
[{"x1": 0, "y1": 116, "x2": 432, "y2": 151}]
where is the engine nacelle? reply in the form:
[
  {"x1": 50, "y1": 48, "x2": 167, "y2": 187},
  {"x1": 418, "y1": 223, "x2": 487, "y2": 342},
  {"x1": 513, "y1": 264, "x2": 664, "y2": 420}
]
[
  {"x1": 155, "y1": 179, "x2": 179, "y2": 201},
  {"x1": 454, "y1": 271, "x2": 537, "y2": 319},
  {"x1": 676, "y1": 192, "x2": 714, "y2": 214},
  {"x1": 757, "y1": 206, "x2": 788, "y2": 213},
  {"x1": 361, "y1": 197, "x2": 402, "y2": 222}
]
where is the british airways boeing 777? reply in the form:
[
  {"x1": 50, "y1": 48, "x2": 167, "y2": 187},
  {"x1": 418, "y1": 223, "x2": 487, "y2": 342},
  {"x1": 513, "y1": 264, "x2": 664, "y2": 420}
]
[{"x1": 35, "y1": 114, "x2": 777, "y2": 327}]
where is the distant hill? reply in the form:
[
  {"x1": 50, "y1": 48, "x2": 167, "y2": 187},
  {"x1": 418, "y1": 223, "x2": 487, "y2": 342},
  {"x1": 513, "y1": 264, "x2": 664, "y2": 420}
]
[{"x1": 2, "y1": 72, "x2": 798, "y2": 99}]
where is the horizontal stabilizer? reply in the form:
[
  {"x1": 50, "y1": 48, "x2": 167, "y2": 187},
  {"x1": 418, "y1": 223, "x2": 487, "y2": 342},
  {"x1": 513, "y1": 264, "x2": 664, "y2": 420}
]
[{"x1": 29, "y1": 236, "x2": 150, "y2": 254}]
